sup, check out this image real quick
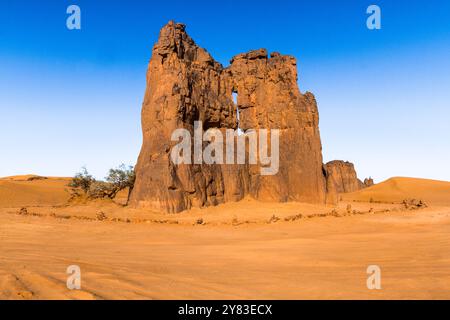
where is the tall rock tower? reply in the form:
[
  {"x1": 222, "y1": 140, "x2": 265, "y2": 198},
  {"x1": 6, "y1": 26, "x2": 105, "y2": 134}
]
[{"x1": 129, "y1": 21, "x2": 329, "y2": 213}]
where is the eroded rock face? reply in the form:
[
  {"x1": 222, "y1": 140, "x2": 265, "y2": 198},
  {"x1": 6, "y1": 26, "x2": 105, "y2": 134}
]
[
  {"x1": 129, "y1": 21, "x2": 328, "y2": 212},
  {"x1": 364, "y1": 177, "x2": 374, "y2": 187},
  {"x1": 324, "y1": 160, "x2": 364, "y2": 194}
]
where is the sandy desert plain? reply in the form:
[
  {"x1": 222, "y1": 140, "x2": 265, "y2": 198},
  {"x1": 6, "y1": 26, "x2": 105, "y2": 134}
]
[{"x1": 0, "y1": 174, "x2": 449, "y2": 299}]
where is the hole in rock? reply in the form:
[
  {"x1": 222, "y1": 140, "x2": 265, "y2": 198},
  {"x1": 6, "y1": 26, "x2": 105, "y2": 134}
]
[{"x1": 232, "y1": 91, "x2": 244, "y2": 136}]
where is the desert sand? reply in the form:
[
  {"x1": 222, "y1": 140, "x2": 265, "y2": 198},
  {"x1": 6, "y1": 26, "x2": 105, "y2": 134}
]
[
  {"x1": 0, "y1": 175, "x2": 449, "y2": 299},
  {"x1": 342, "y1": 177, "x2": 450, "y2": 206}
]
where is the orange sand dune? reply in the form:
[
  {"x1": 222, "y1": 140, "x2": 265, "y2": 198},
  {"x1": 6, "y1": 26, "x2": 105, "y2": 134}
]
[
  {"x1": 0, "y1": 175, "x2": 42, "y2": 181},
  {"x1": 0, "y1": 176, "x2": 71, "y2": 208},
  {"x1": 0, "y1": 175, "x2": 450, "y2": 299},
  {"x1": 1, "y1": 204, "x2": 449, "y2": 299},
  {"x1": 343, "y1": 177, "x2": 450, "y2": 206}
]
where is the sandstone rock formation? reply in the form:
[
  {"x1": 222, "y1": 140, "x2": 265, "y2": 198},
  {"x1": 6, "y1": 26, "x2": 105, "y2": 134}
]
[
  {"x1": 129, "y1": 21, "x2": 332, "y2": 213},
  {"x1": 324, "y1": 160, "x2": 364, "y2": 194},
  {"x1": 364, "y1": 177, "x2": 374, "y2": 187}
]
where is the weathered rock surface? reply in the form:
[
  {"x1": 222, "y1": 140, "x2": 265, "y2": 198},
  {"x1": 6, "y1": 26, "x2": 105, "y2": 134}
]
[
  {"x1": 324, "y1": 160, "x2": 364, "y2": 194},
  {"x1": 364, "y1": 177, "x2": 374, "y2": 187},
  {"x1": 129, "y1": 21, "x2": 329, "y2": 212}
]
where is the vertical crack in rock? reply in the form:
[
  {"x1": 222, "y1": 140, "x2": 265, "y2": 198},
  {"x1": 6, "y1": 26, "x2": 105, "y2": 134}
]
[{"x1": 129, "y1": 21, "x2": 332, "y2": 213}]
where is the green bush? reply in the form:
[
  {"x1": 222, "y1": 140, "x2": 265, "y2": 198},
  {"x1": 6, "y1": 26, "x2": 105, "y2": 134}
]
[
  {"x1": 105, "y1": 164, "x2": 136, "y2": 199},
  {"x1": 68, "y1": 167, "x2": 95, "y2": 194},
  {"x1": 68, "y1": 165, "x2": 135, "y2": 201}
]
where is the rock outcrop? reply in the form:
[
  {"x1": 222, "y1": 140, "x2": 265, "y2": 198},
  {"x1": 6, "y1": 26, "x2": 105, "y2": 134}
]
[
  {"x1": 129, "y1": 21, "x2": 330, "y2": 212},
  {"x1": 324, "y1": 160, "x2": 364, "y2": 194},
  {"x1": 364, "y1": 177, "x2": 374, "y2": 188}
]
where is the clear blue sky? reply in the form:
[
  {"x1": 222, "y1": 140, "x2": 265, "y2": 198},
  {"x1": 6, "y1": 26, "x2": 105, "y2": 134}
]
[{"x1": 1, "y1": 0, "x2": 449, "y2": 182}]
